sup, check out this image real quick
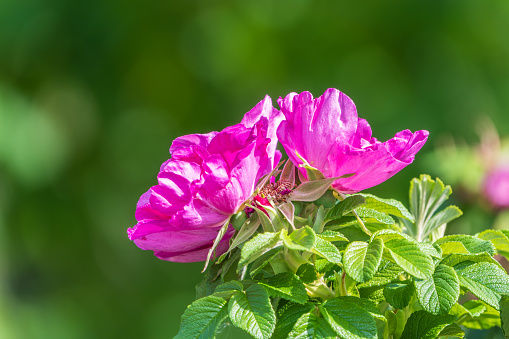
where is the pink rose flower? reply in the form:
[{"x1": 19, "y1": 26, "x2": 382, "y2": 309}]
[
  {"x1": 128, "y1": 96, "x2": 283, "y2": 262},
  {"x1": 277, "y1": 88, "x2": 429, "y2": 193},
  {"x1": 483, "y1": 164, "x2": 509, "y2": 208}
]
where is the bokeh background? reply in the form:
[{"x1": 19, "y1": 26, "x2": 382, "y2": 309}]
[{"x1": 1, "y1": 0, "x2": 509, "y2": 338}]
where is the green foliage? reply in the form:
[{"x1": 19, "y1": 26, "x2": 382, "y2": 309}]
[
  {"x1": 343, "y1": 239, "x2": 383, "y2": 283},
  {"x1": 229, "y1": 285, "x2": 276, "y2": 339},
  {"x1": 414, "y1": 264, "x2": 459, "y2": 315},
  {"x1": 174, "y1": 296, "x2": 229, "y2": 339},
  {"x1": 177, "y1": 175, "x2": 509, "y2": 338},
  {"x1": 400, "y1": 311, "x2": 456, "y2": 339}
]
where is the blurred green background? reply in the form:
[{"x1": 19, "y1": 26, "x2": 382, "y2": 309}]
[{"x1": 1, "y1": 0, "x2": 509, "y2": 338}]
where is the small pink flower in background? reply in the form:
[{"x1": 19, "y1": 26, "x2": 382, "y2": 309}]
[
  {"x1": 277, "y1": 88, "x2": 429, "y2": 193},
  {"x1": 128, "y1": 96, "x2": 283, "y2": 262},
  {"x1": 483, "y1": 164, "x2": 509, "y2": 209}
]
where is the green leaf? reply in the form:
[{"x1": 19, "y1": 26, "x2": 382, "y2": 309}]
[
  {"x1": 441, "y1": 252, "x2": 502, "y2": 269},
  {"x1": 314, "y1": 190, "x2": 337, "y2": 209},
  {"x1": 500, "y1": 295, "x2": 509, "y2": 338},
  {"x1": 422, "y1": 205, "x2": 462, "y2": 238},
  {"x1": 312, "y1": 205, "x2": 326, "y2": 234},
  {"x1": 273, "y1": 303, "x2": 314, "y2": 339},
  {"x1": 317, "y1": 230, "x2": 348, "y2": 242},
  {"x1": 259, "y1": 272, "x2": 308, "y2": 304},
  {"x1": 325, "y1": 195, "x2": 366, "y2": 221},
  {"x1": 213, "y1": 281, "x2": 243, "y2": 298},
  {"x1": 311, "y1": 237, "x2": 342, "y2": 264},
  {"x1": 283, "y1": 226, "x2": 316, "y2": 251},
  {"x1": 407, "y1": 175, "x2": 456, "y2": 241},
  {"x1": 223, "y1": 213, "x2": 261, "y2": 258},
  {"x1": 454, "y1": 261, "x2": 509, "y2": 309},
  {"x1": 434, "y1": 235, "x2": 496, "y2": 256},
  {"x1": 229, "y1": 284, "x2": 276, "y2": 339},
  {"x1": 238, "y1": 232, "x2": 282, "y2": 270},
  {"x1": 321, "y1": 298, "x2": 378, "y2": 339},
  {"x1": 459, "y1": 300, "x2": 501, "y2": 330},
  {"x1": 343, "y1": 238, "x2": 384, "y2": 283},
  {"x1": 175, "y1": 295, "x2": 228, "y2": 339},
  {"x1": 373, "y1": 229, "x2": 434, "y2": 279},
  {"x1": 296, "y1": 263, "x2": 318, "y2": 284},
  {"x1": 359, "y1": 193, "x2": 414, "y2": 222},
  {"x1": 400, "y1": 310, "x2": 456, "y2": 339},
  {"x1": 287, "y1": 312, "x2": 337, "y2": 339},
  {"x1": 419, "y1": 242, "x2": 442, "y2": 259},
  {"x1": 414, "y1": 264, "x2": 460, "y2": 315},
  {"x1": 478, "y1": 229, "x2": 509, "y2": 259},
  {"x1": 383, "y1": 281, "x2": 414, "y2": 309},
  {"x1": 437, "y1": 324, "x2": 464, "y2": 338},
  {"x1": 357, "y1": 261, "x2": 404, "y2": 289},
  {"x1": 384, "y1": 310, "x2": 397, "y2": 338},
  {"x1": 336, "y1": 296, "x2": 385, "y2": 322},
  {"x1": 250, "y1": 246, "x2": 283, "y2": 278},
  {"x1": 354, "y1": 207, "x2": 394, "y2": 224},
  {"x1": 438, "y1": 241, "x2": 470, "y2": 254},
  {"x1": 449, "y1": 301, "x2": 486, "y2": 319}
]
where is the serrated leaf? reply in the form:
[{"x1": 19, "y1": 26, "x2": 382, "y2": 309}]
[
  {"x1": 284, "y1": 226, "x2": 316, "y2": 251},
  {"x1": 478, "y1": 229, "x2": 509, "y2": 259},
  {"x1": 357, "y1": 261, "x2": 404, "y2": 289},
  {"x1": 321, "y1": 298, "x2": 377, "y2": 339},
  {"x1": 290, "y1": 177, "x2": 339, "y2": 202},
  {"x1": 437, "y1": 323, "x2": 464, "y2": 338},
  {"x1": 336, "y1": 296, "x2": 385, "y2": 322},
  {"x1": 317, "y1": 230, "x2": 348, "y2": 242},
  {"x1": 359, "y1": 193, "x2": 414, "y2": 222},
  {"x1": 441, "y1": 252, "x2": 502, "y2": 269},
  {"x1": 325, "y1": 195, "x2": 366, "y2": 221},
  {"x1": 196, "y1": 260, "x2": 224, "y2": 299},
  {"x1": 373, "y1": 229, "x2": 434, "y2": 279},
  {"x1": 273, "y1": 303, "x2": 314, "y2": 339},
  {"x1": 384, "y1": 282, "x2": 414, "y2": 309},
  {"x1": 250, "y1": 246, "x2": 283, "y2": 278},
  {"x1": 438, "y1": 241, "x2": 470, "y2": 254},
  {"x1": 229, "y1": 284, "x2": 276, "y2": 339},
  {"x1": 260, "y1": 272, "x2": 308, "y2": 304},
  {"x1": 343, "y1": 239, "x2": 383, "y2": 283},
  {"x1": 400, "y1": 310, "x2": 456, "y2": 339},
  {"x1": 449, "y1": 301, "x2": 486, "y2": 319},
  {"x1": 175, "y1": 295, "x2": 228, "y2": 339},
  {"x1": 414, "y1": 264, "x2": 460, "y2": 315},
  {"x1": 296, "y1": 263, "x2": 318, "y2": 284},
  {"x1": 213, "y1": 281, "x2": 243, "y2": 298},
  {"x1": 287, "y1": 312, "x2": 337, "y2": 339},
  {"x1": 454, "y1": 261, "x2": 509, "y2": 309},
  {"x1": 312, "y1": 237, "x2": 342, "y2": 264},
  {"x1": 354, "y1": 207, "x2": 394, "y2": 224},
  {"x1": 238, "y1": 232, "x2": 282, "y2": 270},
  {"x1": 501, "y1": 295, "x2": 509, "y2": 338},
  {"x1": 419, "y1": 242, "x2": 442, "y2": 259},
  {"x1": 435, "y1": 235, "x2": 496, "y2": 256},
  {"x1": 460, "y1": 300, "x2": 501, "y2": 330}
]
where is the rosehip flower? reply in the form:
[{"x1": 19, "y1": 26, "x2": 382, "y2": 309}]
[
  {"x1": 128, "y1": 96, "x2": 283, "y2": 262},
  {"x1": 277, "y1": 88, "x2": 429, "y2": 193},
  {"x1": 483, "y1": 164, "x2": 509, "y2": 208}
]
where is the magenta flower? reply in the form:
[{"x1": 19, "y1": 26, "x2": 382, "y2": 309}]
[
  {"x1": 277, "y1": 88, "x2": 429, "y2": 193},
  {"x1": 483, "y1": 164, "x2": 509, "y2": 208},
  {"x1": 128, "y1": 96, "x2": 283, "y2": 262}
]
